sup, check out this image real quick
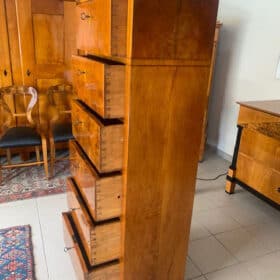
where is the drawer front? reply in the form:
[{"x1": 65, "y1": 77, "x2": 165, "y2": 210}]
[
  {"x1": 239, "y1": 128, "x2": 280, "y2": 171},
  {"x1": 72, "y1": 100, "x2": 123, "y2": 173},
  {"x1": 236, "y1": 153, "x2": 280, "y2": 204},
  {"x1": 72, "y1": 55, "x2": 125, "y2": 119},
  {"x1": 67, "y1": 178, "x2": 121, "y2": 265},
  {"x1": 62, "y1": 212, "x2": 121, "y2": 280},
  {"x1": 70, "y1": 141, "x2": 123, "y2": 221},
  {"x1": 76, "y1": 0, "x2": 127, "y2": 57}
]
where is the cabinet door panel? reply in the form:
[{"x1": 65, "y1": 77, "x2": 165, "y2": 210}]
[{"x1": 0, "y1": 0, "x2": 12, "y2": 87}]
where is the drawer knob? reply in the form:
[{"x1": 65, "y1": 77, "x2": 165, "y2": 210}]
[
  {"x1": 80, "y1": 12, "x2": 91, "y2": 20},
  {"x1": 64, "y1": 246, "x2": 74, "y2": 253}
]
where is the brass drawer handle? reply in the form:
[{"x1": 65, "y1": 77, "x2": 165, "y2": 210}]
[{"x1": 80, "y1": 12, "x2": 91, "y2": 20}]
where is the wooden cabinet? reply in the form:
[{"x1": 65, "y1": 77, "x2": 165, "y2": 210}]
[
  {"x1": 226, "y1": 101, "x2": 280, "y2": 206},
  {"x1": 0, "y1": 0, "x2": 77, "y2": 134},
  {"x1": 64, "y1": 1, "x2": 219, "y2": 279}
]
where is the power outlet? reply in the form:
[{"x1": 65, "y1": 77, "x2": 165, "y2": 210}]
[{"x1": 276, "y1": 57, "x2": 280, "y2": 79}]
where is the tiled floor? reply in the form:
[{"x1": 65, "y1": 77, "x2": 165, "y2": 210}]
[
  {"x1": 0, "y1": 150, "x2": 279, "y2": 279},
  {"x1": 186, "y1": 150, "x2": 280, "y2": 280}
]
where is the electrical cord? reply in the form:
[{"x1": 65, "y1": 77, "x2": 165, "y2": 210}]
[{"x1": 196, "y1": 171, "x2": 228, "y2": 181}]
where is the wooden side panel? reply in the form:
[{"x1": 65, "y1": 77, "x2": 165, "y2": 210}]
[
  {"x1": 123, "y1": 66, "x2": 209, "y2": 279},
  {"x1": 0, "y1": 0, "x2": 12, "y2": 87},
  {"x1": 64, "y1": 1, "x2": 77, "y2": 83},
  {"x1": 5, "y1": 0, "x2": 23, "y2": 84},
  {"x1": 33, "y1": 14, "x2": 64, "y2": 65},
  {"x1": 129, "y1": 0, "x2": 218, "y2": 60}
]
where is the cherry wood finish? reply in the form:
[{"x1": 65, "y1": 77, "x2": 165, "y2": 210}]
[
  {"x1": 65, "y1": 1, "x2": 219, "y2": 279},
  {"x1": 226, "y1": 101, "x2": 280, "y2": 206},
  {"x1": 67, "y1": 178, "x2": 121, "y2": 266},
  {"x1": 62, "y1": 212, "x2": 121, "y2": 280},
  {"x1": 76, "y1": 0, "x2": 127, "y2": 57},
  {"x1": 70, "y1": 141, "x2": 123, "y2": 221},
  {"x1": 72, "y1": 55, "x2": 125, "y2": 119},
  {"x1": 72, "y1": 100, "x2": 124, "y2": 173}
]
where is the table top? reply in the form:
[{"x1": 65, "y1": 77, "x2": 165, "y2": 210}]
[{"x1": 238, "y1": 100, "x2": 280, "y2": 117}]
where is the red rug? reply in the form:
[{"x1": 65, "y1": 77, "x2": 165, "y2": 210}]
[
  {"x1": 0, "y1": 160, "x2": 69, "y2": 203},
  {"x1": 0, "y1": 225, "x2": 34, "y2": 280}
]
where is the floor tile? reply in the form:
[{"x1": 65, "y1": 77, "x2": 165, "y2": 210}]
[
  {"x1": 0, "y1": 198, "x2": 49, "y2": 280},
  {"x1": 188, "y1": 236, "x2": 237, "y2": 274},
  {"x1": 245, "y1": 251, "x2": 280, "y2": 280},
  {"x1": 205, "y1": 263, "x2": 254, "y2": 280},
  {"x1": 193, "y1": 208, "x2": 241, "y2": 235},
  {"x1": 193, "y1": 276, "x2": 207, "y2": 280},
  {"x1": 185, "y1": 257, "x2": 202, "y2": 279},
  {"x1": 37, "y1": 194, "x2": 76, "y2": 280},
  {"x1": 215, "y1": 227, "x2": 271, "y2": 262},
  {"x1": 189, "y1": 219, "x2": 211, "y2": 241}
]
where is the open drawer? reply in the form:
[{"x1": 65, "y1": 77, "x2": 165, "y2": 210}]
[{"x1": 62, "y1": 212, "x2": 120, "y2": 280}]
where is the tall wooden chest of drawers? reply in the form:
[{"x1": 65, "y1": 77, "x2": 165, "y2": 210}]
[{"x1": 62, "y1": 1, "x2": 219, "y2": 279}]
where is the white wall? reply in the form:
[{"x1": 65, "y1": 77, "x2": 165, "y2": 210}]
[{"x1": 208, "y1": 0, "x2": 280, "y2": 156}]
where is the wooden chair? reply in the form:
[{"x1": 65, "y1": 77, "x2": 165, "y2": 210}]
[
  {"x1": 47, "y1": 84, "x2": 74, "y2": 178},
  {"x1": 0, "y1": 86, "x2": 48, "y2": 184}
]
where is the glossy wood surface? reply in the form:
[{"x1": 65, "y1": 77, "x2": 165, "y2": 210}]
[
  {"x1": 72, "y1": 100, "x2": 124, "y2": 173},
  {"x1": 62, "y1": 212, "x2": 121, "y2": 280},
  {"x1": 236, "y1": 153, "x2": 280, "y2": 204},
  {"x1": 123, "y1": 66, "x2": 210, "y2": 279},
  {"x1": 127, "y1": 0, "x2": 218, "y2": 61},
  {"x1": 0, "y1": 0, "x2": 12, "y2": 87},
  {"x1": 67, "y1": 178, "x2": 121, "y2": 266},
  {"x1": 238, "y1": 100, "x2": 280, "y2": 118},
  {"x1": 226, "y1": 102, "x2": 280, "y2": 205},
  {"x1": 239, "y1": 127, "x2": 280, "y2": 171},
  {"x1": 70, "y1": 141, "x2": 123, "y2": 221},
  {"x1": 76, "y1": 0, "x2": 127, "y2": 57},
  {"x1": 72, "y1": 56, "x2": 125, "y2": 119}
]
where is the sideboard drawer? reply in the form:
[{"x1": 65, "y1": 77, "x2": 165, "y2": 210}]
[
  {"x1": 239, "y1": 127, "x2": 280, "y2": 171},
  {"x1": 67, "y1": 178, "x2": 121, "y2": 266},
  {"x1": 72, "y1": 55, "x2": 125, "y2": 119},
  {"x1": 76, "y1": 0, "x2": 127, "y2": 57},
  {"x1": 72, "y1": 100, "x2": 124, "y2": 173},
  {"x1": 62, "y1": 212, "x2": 120, "y2": 280},
  {"x1": 70, "y1": 141, "x2": 123, "y2": 221},
  {"x1": 236, "y1": 153, "x2": 280, "y2": 204}
]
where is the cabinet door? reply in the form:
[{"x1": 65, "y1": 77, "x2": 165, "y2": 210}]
[{"x1": 0, "y1": 0, "x2": 12, "y2": 87}]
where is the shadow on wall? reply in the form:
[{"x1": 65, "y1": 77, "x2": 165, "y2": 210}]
[{"x1": 207, "y1": 20, "x2": 243, "y2": 149}]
